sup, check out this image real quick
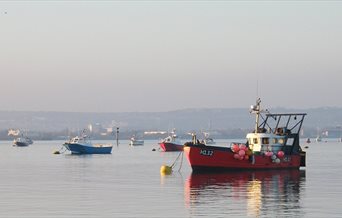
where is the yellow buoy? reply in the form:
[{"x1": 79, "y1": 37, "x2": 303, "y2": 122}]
[{"x1": 160, "y1": 165, "x2": 172, "y2": 175}]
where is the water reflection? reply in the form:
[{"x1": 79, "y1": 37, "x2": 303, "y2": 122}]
[{"x1": 185, "y1": 170, "x2": 305, "y2": 217}]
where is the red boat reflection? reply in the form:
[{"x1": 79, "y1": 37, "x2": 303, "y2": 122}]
[{"x1": 184, "y1": 170, "x2": 305, "y2": 216}]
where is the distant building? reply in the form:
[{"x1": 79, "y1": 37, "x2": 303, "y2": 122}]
[{"x1": 323, "y1": 127, "x2": 342, "y2": 138}]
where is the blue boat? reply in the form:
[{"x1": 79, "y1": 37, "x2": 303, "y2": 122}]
[{"x1": 63, "y1": 135, "x2": 112, "y2": 154}]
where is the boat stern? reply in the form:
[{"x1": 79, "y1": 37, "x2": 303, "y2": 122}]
[{"x1": 300, "y1": 151, "x2": 306, "y2": 167}]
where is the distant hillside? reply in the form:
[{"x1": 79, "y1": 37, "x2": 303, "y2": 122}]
[
  {"x1": 0, "y1": 107, "x2": 341, "y2": 139},
  {"x1": 0, "y1": 108, "x2": 253, "y2": 132}
]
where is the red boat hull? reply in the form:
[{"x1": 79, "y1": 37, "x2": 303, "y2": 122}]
[
  {"x1": 159, "y1": 142, "x2": 183, "y2": 152},
  {"x1": 184, "y1": 144, "x2": 304, "y2": 172}
]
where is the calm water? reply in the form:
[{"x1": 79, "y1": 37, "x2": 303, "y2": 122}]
[{"x1": 1, "y1": 139, "x2": 342, "y2": 218}]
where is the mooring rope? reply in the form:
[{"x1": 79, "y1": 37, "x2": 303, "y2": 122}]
[
  {"x1": 177, "y1": 151, "x2": 184, "y2": 172},
  {"x1": 169, "y1": 151, "x2": 185, "y2": 172},
  {"x1": 53, "y1": 145, "x2": 67, "y2": 154}
]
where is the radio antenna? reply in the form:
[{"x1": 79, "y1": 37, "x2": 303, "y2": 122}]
[
  {"x1": 256, "y1": 79, "x2": 259, "y2": 98},
  {"x1": 256, "y1": 73, "x2": 260, "y2": 99}
]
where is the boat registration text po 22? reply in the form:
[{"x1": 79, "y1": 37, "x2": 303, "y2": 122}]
[{"x1": 200, "y1": 149, "x2": 214, "y2": 156}]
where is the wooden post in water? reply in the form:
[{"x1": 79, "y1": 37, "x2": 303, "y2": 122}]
[{"x1": 116, "y1": 127, "x2": 119, "y2": 146}]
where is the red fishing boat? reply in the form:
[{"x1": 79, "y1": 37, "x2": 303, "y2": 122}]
[
  {"x1": 184, "y1": 98, "x2": 307, "y2": 172},
  {"x1": 159, "y1": 129, "x2": 183, "y2": 151}
]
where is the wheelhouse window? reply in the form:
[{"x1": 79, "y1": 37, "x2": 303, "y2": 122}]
[
  {"x1": 262, "y1": 138, "x2": 269, "y2": 144},
  {"x1": 286, "y1": 138, "x2": 294, "y2": 146},
  {"x1": 253, "y1": 138, "x2": 258, "y2": 144}
]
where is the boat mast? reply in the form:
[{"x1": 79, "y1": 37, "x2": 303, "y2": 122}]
[
  {"x1": 252, "y1": 98, "x2": 261, "y2": 133},
  {"x1": 116, "y1": 127, "x2": 119, "y2": 146}
]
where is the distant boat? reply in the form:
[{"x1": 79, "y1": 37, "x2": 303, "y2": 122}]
[
  {"x1": 13, "y1": 136, "x2": 33, "y2": 147},
  {"x1": 129, "y1": 136, "x2": 144, "y2": 146},
  {"x1": 306, "y1": 138, "x2": 311, "y2": 143},
  {"x1": 63, "y1": 131, "x2": 112, "y2": 154},
  {"x1": 202, "y1": 137, "x2": 216, "y2": 145},
  {"x1": 9, "y1": 129, "x2": 33, "y2": 147},
  {"x1": 315, "y1": 127, "x2": 322, "y2": 142},
  {"x1": 201, "y1": 132, "x2": 216, "y2": 145},
  {"x1": 159, "y1": 129, "x2": 183, "y2": 151}
]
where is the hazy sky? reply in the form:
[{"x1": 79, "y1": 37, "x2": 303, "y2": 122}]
[{"x1": 1, "y1": 1, "x2": 341, "y2": 112}]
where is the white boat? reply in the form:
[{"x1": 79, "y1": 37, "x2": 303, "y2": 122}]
[
  {"x1": 201, "y1": 132, "x2": 216, "y2": 145},
  {"x1": 129, "y1": 136, "x2": 144, "y2": 146},
  {"x1": 9, "y1": 129, "x2": 33, "y2": 147},
  {"x1": 13, "y1": 136, "x2": 33, "y2": 147},
  {"x1": 315, "y1": 127, "x2": 322, "y2": 142},
  {"x1": 203, "y1": 137, "x2": 216, "y2": 145}
]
